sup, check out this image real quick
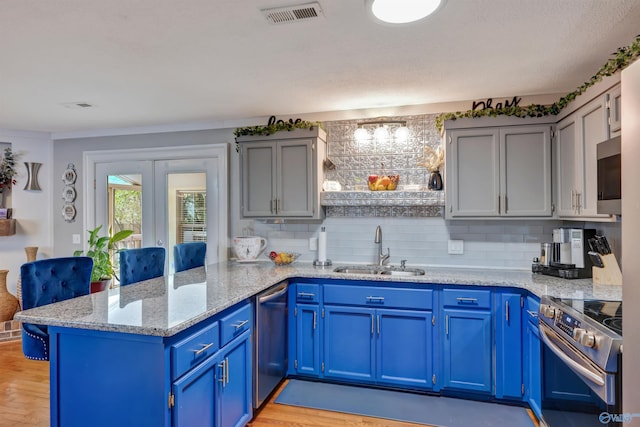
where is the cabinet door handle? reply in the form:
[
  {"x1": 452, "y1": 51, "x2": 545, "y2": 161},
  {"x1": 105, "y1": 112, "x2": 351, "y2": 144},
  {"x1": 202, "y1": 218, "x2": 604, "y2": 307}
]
[
  {"x1": 445, "y1": 315, "x2": 449, "y2": 336},
  {"x1": 366, "y1": 296, "x2": 384, "y2": 303},
  {"x1": 498, "y1": 195, "x2": 501, "y2": 213},
  {"x1": 505, "y1": 300, "x2": 510, "y2": 323},
  {"x1": 275, "y1": 199, "x2": 280, "y2": 213},
  {"x1": 218, "y1": 360, "x2": 226, "y2": 385},
  {"x1": 456, "y1": 297, "x2": 478, "y2": 304},
  {"x1": 225, "y1": 357, "x2": 230, "y2": 385},
  {"x1": 193, "y1": 342, "x2": 215, "y2": 355},
  {"x1": 233, "y1": 320, "x2": 249, "y2": 330},
  {"x1": 577, "y1": 192, "x2": 582, "y2": 214},
  {"x1": 377, "y1": 314, "x2": 380, "y2": 335},
  {"x1": 313, "y1": 311, "x2": 317, "y2": 330},
  {"x1": 504, "y1": 195, "x2": 508, "y2": 213},
  {"x1": 371, "y1": 314, "x2": 374, "y2": 334},
  {"x1": 526, "y1": 310, "x2": 539, "y2": 318}
]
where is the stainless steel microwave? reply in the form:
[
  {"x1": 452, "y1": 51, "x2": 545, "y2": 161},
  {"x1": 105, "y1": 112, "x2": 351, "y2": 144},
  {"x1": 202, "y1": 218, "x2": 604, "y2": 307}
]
[{"x1": 597, "y1": 135, "x2": 621, "y2": 215}]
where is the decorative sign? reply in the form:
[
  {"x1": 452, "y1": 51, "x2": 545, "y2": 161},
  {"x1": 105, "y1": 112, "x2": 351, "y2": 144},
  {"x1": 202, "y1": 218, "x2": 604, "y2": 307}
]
[
  {"x1": 267, "y1": 115, "x2": 303, "y2": 126},
  {"x1": 472, "y1": 96, "x2": 522, "y2": 111}
]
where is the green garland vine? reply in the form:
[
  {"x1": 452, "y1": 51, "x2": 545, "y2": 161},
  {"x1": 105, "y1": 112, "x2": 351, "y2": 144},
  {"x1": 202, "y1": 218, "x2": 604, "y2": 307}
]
[
  {"x1": 435, "y1": 34, "x2": 640, "y2": 132},
  {"x1": 234, "y1": 118, "x2": 322, "y2": 138}
]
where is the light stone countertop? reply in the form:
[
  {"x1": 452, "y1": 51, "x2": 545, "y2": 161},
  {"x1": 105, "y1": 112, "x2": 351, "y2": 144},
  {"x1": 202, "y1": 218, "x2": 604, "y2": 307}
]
[{"x1": 15, "y1": 261, "x2": 622, "y2": 337}]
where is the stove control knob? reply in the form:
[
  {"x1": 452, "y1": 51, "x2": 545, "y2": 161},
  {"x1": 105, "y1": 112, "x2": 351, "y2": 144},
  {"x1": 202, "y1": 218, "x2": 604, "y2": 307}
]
[
  {"x1": 580, "y1": 331, "x2": 597, "y2": 348},
  {"x1": 573, "y1": 327, "x2": 586, "y2": 342},
  {"x1": 539, "y1": 304, "x2": 556, "y2": 319}
]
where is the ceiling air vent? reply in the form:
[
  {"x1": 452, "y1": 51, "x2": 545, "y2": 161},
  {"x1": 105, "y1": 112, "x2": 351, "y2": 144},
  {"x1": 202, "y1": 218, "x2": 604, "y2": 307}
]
[{"x1": 261, "y1": 2, "x2": 323, "y2": 25}]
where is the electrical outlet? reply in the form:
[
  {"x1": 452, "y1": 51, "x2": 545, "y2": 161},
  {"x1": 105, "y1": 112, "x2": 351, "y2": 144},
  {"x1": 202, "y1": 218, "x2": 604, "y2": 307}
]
[
  {"x1": 448, "y1": 240, "x2": 464, "y2": 255},
  {"x1": 72, "y1": 234, "x2": 81, "y2": 244},
  {"x1": 309, "y1": 237, "x2": 318, "y2": 250}
]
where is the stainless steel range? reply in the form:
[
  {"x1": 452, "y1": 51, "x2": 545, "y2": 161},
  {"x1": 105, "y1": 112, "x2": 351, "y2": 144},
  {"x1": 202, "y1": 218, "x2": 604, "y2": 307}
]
[{"x1": 538, "y1": 295, "x2": 623, "y2": 426}]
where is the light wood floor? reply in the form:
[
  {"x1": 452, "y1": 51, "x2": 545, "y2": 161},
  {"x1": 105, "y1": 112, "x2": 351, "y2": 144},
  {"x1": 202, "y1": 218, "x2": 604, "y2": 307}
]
[
  {"x1": 0, "y1": 339, "x2": 538, "y2": 427},
  {"x1": 0, "y1": 340, "x2": 49, "y2": 427}
]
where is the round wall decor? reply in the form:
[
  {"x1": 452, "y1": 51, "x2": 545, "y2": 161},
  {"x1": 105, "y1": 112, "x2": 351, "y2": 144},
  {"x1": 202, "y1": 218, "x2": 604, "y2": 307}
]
[
  {"x1": 62, "y1": 186, "x2": 77, "y2": 203},
  {"x1": 62, "y1": 204, "x2": 76, "y2": 223},
  {"x1": 62, "y1": 164, "x2": 77, "y2": 185}
]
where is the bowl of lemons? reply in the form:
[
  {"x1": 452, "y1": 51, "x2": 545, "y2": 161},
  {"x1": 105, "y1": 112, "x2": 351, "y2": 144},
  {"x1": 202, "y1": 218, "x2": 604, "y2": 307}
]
[{"x1": 267, "y1": 251, "x2": 300, "y2": 266}]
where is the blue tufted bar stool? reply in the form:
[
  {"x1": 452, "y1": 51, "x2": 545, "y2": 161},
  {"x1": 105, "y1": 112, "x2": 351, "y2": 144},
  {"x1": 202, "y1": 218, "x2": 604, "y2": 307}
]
[
  {"x1": 20, "y1": 256, "x2": 93, "y2": 361},
  {"x1": 119, "y1": 247, "x2": 166, "y2": 286},
  {"x1": 174, "y1": 242, "x2": 206, "y2": 272}
]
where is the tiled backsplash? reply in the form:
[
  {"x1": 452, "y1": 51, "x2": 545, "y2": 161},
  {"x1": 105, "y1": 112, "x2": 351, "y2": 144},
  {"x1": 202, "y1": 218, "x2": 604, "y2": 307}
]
[{"x1": 254, "y1": 217, "x2": 621, "y2": 270}]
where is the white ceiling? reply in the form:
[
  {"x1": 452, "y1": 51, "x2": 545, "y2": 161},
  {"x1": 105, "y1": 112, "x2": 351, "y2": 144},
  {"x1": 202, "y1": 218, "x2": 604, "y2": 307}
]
[{"x1": 2, "y1": 0, "x2": 640, "y2": 134}]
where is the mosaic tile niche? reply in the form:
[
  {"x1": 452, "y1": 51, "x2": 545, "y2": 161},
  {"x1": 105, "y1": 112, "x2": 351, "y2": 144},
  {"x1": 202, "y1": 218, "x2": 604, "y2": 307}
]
[{"x1": 321, "y1": 113, "x2": 445, "y2": 217}]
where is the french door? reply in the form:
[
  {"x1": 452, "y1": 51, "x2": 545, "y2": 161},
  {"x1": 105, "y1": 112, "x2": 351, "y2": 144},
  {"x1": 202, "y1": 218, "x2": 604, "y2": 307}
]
[{"x1": 86, "y1": 145, "x2": 228, "y2": 276}]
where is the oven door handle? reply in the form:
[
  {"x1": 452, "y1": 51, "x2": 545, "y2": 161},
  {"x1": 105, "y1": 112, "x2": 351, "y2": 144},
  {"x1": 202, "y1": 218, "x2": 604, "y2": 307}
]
[{"x1": 540, "y1": 326, "x2": 605, "y2": 387}]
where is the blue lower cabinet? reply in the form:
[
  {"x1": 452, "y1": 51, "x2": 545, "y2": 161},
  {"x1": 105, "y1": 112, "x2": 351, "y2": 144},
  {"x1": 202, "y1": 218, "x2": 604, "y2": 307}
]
[
  {"x1": 324, "y1": 305, "x2": 376, "y2": 382},
  {"x1": 495, "y1": 292, "x2": 524, "y2": 400},
  {"x1": 442, "y1": 307, "x2": 492, "y2": 393},
  {"x1": 376, "y1": 309, "x2": 433, "y2": 388},
  {"x1": 172, "y1": 354, "x2": 218, "y2": 427},
  {"x1": 218, "y1": 331, "x2": 252, "y2": 427},
  {"x1": 323, "y1": 305, "x2": 434, "y2": 388},
  {"x1": 523, "y1": 296, "x2": 542, "y2": 418},
  {"x1": 526, "y1": 314, "x2": 542, "y2": 418},
  {"x1": 295, "y1": 304, "x2": 322, "y2": 376},
  {"x1": 172, "y1": 330, "x2": 251, "y2": 427},
  {"x1": 47, "y1": 301, "x2": 253, "y2": 427}
]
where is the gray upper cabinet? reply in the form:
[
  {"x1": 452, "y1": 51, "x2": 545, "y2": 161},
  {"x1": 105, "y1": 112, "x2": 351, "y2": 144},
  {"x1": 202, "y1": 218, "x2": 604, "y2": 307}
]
[
  {"x1": 555, "y1": 94, "x2": 612, "y2": 219},
  {"x1": 237, "y1": 128, "x2": 326, "y2": 219},
  {"x1": 446, "y1": 128, "x2": 500, "y2": 217},
  {"x1": 445, "y1": 123, "x2": 552, "y2": 218},
  {"x1": 607, "y1": 84, "x2": 621, "y2": 136}
]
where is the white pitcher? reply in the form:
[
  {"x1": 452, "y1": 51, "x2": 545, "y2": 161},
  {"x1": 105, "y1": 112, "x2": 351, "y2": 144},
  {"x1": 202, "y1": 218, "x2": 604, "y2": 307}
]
[{"x1": 232, "y1": 236, "x2": 268, "y2": 260}]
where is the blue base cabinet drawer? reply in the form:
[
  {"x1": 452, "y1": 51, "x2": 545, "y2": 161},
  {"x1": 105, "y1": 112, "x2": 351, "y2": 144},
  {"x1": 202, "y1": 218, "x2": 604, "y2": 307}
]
[
  {"x1": 324, "y1": 285, "x2": 433, "y2": 310},
  {"x1": 171, "y1": 321, "x2": 220, "y2": 380},
  {"x1": 442, "y1": 288, "x2": 492, "y2": 309},
  {"x1": 220, "y1": 304, "x2": 251, "y2": 346},
  {"x1": 296, "y1": 283, "x2": 321, "y2": 303}
]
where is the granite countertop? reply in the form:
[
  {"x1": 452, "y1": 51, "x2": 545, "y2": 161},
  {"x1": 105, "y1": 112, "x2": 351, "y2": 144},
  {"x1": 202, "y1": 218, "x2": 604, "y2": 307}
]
[{"x1": 15, "y1": 261, "x2": 622, "y2": 337}]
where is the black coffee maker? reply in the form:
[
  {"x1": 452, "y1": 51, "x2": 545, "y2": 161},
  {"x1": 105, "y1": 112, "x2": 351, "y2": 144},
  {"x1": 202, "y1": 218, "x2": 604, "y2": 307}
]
[{"x1": 533, "y1": 228, "x2": 597, "y2": 279}]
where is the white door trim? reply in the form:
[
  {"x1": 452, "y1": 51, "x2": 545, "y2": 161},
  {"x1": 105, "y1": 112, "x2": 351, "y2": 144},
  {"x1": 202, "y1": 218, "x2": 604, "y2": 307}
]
[{"x1": 83, "y1": 144, "x2": 229, "y2": 262}]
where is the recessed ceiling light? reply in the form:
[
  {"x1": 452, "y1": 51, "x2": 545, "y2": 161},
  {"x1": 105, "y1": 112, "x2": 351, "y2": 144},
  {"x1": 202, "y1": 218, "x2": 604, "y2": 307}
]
[{"x1": 366, "y1": 0, "x2": 445, "y2": 25}]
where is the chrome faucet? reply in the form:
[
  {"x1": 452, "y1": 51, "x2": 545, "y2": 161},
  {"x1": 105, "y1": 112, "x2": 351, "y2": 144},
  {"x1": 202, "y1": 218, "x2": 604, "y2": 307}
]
[{"x1": 374, "y1": 225, "x2": 390, "y2": 266}]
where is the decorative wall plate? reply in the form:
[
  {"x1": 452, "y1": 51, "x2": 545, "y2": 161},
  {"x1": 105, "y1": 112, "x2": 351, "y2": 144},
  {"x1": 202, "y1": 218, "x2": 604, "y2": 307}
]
[
  {"x1": 62, "y1": 164, "x2": 77, "y2": 185},
  {"x1": 62, "y1": 185, "x2": 77, "y2": 202},
  {"x1": 62, "y1": 203, "x2": 76, "y2": 222}
]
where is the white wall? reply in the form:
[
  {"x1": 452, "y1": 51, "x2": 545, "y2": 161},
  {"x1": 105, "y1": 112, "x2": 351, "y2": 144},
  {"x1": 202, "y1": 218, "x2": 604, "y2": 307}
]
[
  {"x1": 622, "y1": 58, "x2": 640, "y2": 425},
  {"x1": 0, "y1": 129, "x2": 53, "y2": 294}
]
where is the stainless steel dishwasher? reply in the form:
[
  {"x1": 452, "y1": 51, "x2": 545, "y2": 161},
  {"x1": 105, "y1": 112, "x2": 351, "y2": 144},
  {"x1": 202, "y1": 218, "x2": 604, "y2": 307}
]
[{"x1": 253, "y1": 281, "x2": 288, "y2": 409}]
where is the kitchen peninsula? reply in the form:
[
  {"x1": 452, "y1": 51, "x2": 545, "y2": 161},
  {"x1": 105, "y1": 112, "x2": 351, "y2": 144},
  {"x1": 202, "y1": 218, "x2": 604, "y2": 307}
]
[{"x1": 15, "y1": 262, "x2": 622, "y2": 427}]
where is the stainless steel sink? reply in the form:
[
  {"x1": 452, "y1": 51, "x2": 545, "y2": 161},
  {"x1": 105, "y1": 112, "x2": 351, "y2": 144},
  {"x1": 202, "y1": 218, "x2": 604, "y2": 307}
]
[
  {"x1": 380, "y1": 268, "x2": 425, "y2": 276},
  {"x1": 332, "y1": 266, "x2": 380, "y2": 275},
  {"x1": 333, "y1": 266, "x2": 425, "y2": 276}
]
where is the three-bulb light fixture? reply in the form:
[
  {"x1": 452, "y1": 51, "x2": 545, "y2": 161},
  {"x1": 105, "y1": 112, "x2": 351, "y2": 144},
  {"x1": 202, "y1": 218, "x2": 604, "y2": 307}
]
[{"x1": 354, "y1": 119, "x2": 410, "y2": 144}]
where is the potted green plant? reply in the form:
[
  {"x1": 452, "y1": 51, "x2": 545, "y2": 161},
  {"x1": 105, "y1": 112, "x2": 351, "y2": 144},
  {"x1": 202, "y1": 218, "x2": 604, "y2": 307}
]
[{"x1": 74, "y1": 225, "x2": 133, "y2": 293}]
